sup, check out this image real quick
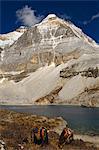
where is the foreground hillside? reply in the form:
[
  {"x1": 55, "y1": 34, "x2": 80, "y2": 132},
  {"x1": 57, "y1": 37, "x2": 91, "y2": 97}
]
[{"x1": 0, "y1": 109, "x2": 99, "y2": 150}]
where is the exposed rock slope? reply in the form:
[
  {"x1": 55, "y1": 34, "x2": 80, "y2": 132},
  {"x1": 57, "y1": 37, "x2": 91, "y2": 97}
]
[
  {"x1": 0, "y1": 14, "x2": 99, "y2": 106},
  {"x1": 0, "y1": 14, "x2": 99, "y2": 72}
]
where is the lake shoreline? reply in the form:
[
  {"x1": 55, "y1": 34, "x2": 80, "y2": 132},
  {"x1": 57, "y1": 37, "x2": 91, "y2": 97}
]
[
  {"x1": 74, "y1": 134, "x2": 99, "y2": 148},
  {"x1": 0, "y1": 105, "x2": 99, "y2": 136},
  {"x1": 0, "y1": 103, "x2": 99, "y2": 108},
  {"x1": 0, "y1": 109, "x2": 99, "y2": 149}
]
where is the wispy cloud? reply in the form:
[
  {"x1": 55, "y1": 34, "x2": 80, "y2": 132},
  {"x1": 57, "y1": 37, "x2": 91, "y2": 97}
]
[
  {"x1": 83, "y1": 12, "x2": 99, "y2": 25},
  {"x1": 16, "y1": 5, "x2": 43, "y2": 26},
  {"x1": 59, "y1": 14, "x2": 71, "y2": 20}
]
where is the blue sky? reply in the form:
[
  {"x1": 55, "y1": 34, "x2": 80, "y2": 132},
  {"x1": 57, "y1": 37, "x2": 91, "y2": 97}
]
[{"x1": 0, "y1": 0, "x2": 99, "y2": 43}]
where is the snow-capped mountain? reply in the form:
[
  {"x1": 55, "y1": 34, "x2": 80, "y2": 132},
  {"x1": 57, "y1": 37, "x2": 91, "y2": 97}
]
[
  {"x1": 0, "y1": 26, "x2": 27, "y2": 49},
  {"x1": 0, "y1": 14, "x2": 99, "y2": 72},
  {"x1": 0, "y1": 14, "x2": 99, "y2": 106},
  {"x1": 39, "y1": 14, "x2": 98, "y2": 48}
]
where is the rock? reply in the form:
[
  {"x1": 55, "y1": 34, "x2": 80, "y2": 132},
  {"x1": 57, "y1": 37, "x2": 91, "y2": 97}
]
[
  {"x1": 60, "y1": 67, "x2": 99, "y2": 79},
  {"x1": 0, "y1": 140, "x2": 6, "y2": 150}
]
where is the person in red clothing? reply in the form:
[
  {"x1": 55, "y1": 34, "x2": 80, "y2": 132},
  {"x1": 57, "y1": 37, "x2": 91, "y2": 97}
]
[{"x1": 58, "y1": 125, "x2": 74, "y2": 148}]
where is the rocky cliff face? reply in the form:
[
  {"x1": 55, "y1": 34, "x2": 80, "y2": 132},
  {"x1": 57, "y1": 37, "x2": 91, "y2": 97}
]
[
  {"x1": 0, "y1": 14, "x2": 99, "y2": 72},
  {"x1": 0, "y1": 14, "x2": 99, "y2": 106}
]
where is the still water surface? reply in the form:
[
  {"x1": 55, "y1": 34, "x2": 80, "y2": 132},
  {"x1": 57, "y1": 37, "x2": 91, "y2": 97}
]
[{"x1": 0, "y1": 105, "x2": 99, "y2": 135}]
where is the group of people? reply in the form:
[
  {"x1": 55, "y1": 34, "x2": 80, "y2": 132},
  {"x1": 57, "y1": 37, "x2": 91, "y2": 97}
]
[{"x1": 31, "y1": 125, "x2": 74, "y2": 148}]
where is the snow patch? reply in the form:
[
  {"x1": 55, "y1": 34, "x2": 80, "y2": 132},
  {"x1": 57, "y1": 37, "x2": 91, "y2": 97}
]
[{"x1": 0, "y1": 31, "x2": 23, "y2": 49}]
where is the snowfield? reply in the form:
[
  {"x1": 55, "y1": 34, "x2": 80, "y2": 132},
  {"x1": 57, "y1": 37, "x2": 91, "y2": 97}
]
[{"x1": 0, "y1": 29, "x2": 26, "y2": 49}]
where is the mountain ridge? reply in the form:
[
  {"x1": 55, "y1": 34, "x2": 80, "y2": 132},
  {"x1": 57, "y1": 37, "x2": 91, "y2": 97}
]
[
  {"x1": 0, "y1": 14, "x2": 98, "y2": 50},
  {"x1": 0, "y1": 14, "x2": 99, "y2": 106},
  {"x1": 0, "y1": 14, "x2": 99, "y2": 72}
]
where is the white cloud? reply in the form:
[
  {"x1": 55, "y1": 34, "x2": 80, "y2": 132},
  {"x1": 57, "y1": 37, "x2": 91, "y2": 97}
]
[
  {"x1": 83, "y1": 12, "x2": 99, "y2": 25},
  {"x1": 92, "y1": 13, "x2": 99, "y2": 20},
  {"x1": 60, "y1": 14, "x2": 71, "y2": 20},
  {"x1": 16, "y1": 5, "x2": 43, "y2": 26}
]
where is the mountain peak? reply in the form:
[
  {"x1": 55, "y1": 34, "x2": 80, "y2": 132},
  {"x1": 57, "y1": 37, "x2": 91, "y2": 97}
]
[
  {"x1": 42, "y1": 14, "x2": 58, "y2": 22},
  {"x1": 16, "y1": 26, "x2": 27, "y2": 33},
  {"x1": 45, "y1": 14, "x2": 57, "y2": 19}
]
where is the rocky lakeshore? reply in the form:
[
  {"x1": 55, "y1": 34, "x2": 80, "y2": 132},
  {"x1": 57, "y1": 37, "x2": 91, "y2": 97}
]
[{"x1": 0, "y1": 109, "x2": 99, "y2": 150}]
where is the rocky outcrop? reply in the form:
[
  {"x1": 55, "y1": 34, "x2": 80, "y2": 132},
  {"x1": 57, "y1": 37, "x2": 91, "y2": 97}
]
[
  {"x1": 0, "y1": 140, "x2": 6, "y2": 150},
  {"x1": 0, "y1": 48, "x2": 3, "y2": 57},
  {"x1": 71, "y1": 87, "x2": 99, "y2": 107},
  {"x1": 35, "y1": 86, "x2": 62, "y2": 104},
  {"x1": 60, "y1": 67, "x2": 99, "y2": 78}
]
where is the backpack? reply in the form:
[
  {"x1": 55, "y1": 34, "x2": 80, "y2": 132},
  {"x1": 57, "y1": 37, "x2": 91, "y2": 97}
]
[
  {"x1": 40, "y1": 127, "x2": 48, "y2": 144},
  {"x1": 59, "y1": 128, "x2": 73, "y2": 145},
  {"x1": 31, "y1": 128, "x2": 42, "y2": 145}
]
